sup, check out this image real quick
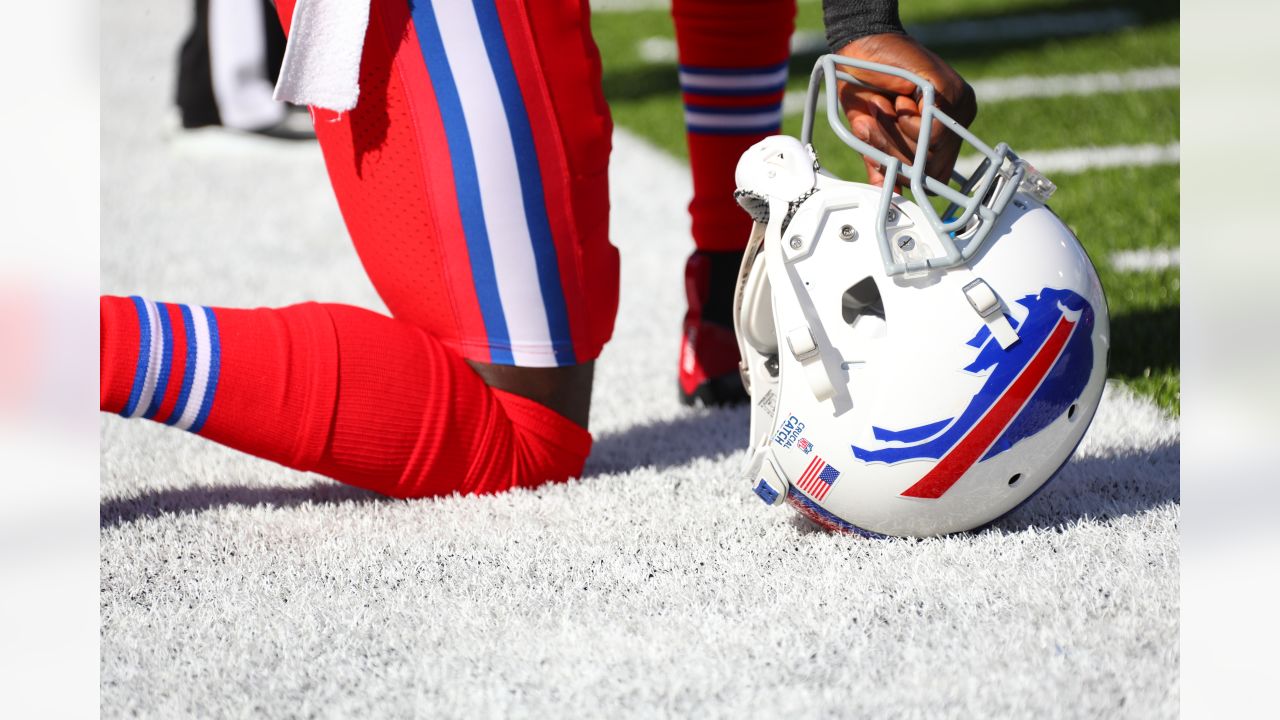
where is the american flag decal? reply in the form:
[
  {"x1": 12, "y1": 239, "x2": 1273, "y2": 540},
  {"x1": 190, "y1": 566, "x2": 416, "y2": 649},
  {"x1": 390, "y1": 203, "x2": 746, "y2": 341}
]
[{"x1": 796, "y1": 455, "x2": 840, "y2": 501}]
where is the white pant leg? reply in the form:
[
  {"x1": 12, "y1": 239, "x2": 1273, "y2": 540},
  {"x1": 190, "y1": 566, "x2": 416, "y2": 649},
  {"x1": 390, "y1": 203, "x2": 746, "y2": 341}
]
[{"x1": 208, "y1": 0, "x2": 286, "y2": 130}]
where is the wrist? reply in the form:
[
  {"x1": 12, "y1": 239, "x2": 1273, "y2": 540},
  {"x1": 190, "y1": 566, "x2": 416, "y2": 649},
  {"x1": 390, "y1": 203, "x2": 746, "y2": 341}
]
[{"x1": 823, "y1": 0, "x2": 906, "y2": 53}]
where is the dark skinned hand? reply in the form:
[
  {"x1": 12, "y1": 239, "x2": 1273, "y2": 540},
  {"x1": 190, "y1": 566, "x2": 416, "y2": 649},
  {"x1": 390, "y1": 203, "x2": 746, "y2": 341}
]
[{"x1": 834, "y1": 33, "x2": 977, "y2": 188}]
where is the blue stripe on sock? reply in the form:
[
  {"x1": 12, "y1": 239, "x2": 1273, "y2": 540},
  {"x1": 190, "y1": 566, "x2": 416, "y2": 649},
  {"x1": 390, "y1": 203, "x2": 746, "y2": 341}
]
[
  {"x1": 408, "y1": 0, "x2": 514, "y2": 364},
  {"x1": 678, "y1": 61, "x2": 789, "y2": 76},
  {"x1": 142, "y1": 303, "x2": 174, "y2": 419},
  {"x1": 678, "y1": 85, "x2": 788, "y2": 98},
  {"x1": 686, "y1": 123, "x2": 783, "y2": 136},
  {"x1": 165, "y1": 304, "x2": 198, "y2": 426},
  {"x1": 471, "y1": 0, "x2": 576, "y2": 366},
  {"x1": 188, "y1": 307, "x2": 221, "y2": 434},
  {"x1": 120, "y1": 296, "x2": 151, "y2": 418}
]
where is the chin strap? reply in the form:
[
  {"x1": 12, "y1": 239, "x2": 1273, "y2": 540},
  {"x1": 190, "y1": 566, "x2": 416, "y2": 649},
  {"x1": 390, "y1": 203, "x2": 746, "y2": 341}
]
[
  {"x1": 962, "y1": 278, "x2": 1020, "y2": 350},
  {"x1": 763, "y1": 197, "x2": 837, "y2": 402},
  {"x1": 743, "y1": 442, "x2": 788, "y2": 506}
]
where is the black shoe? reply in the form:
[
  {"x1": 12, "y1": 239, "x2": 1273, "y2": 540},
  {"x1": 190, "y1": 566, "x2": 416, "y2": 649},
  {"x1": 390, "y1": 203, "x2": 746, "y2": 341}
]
[{"x1": 249, "y1": 106, "x2": 317, "y2": 141}]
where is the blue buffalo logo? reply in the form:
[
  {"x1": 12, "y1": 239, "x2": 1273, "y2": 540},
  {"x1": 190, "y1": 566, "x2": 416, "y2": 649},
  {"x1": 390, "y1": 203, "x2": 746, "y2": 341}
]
[{"x1": 851, "y1": 287, "x2": 1095, "y2": 499}]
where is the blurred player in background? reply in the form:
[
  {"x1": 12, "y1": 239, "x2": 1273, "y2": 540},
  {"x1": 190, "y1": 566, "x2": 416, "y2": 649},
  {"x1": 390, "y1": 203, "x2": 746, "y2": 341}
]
[
  {"x1": 177, "y1": 0, "x2": 315, "y2": 139},
  {"x1": 101, "y1": 0, "x2": 973, "y2": 499}
]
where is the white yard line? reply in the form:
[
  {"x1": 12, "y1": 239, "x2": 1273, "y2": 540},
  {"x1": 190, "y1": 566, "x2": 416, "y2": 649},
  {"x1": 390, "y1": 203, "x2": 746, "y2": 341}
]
[
  {"x1": 596, "y1": 0, "x2": 819, "y2": 11},
  {"x1": 956, "y1": 142, "x2": 1180, "y2": 176},
  {"x1": 782, "y1": 66, "x2": 1180, "y2": 114},
  {"x1": 639, "y1": 7, "x2": 1143, "y2": 63},
  {"x1": 969, "y1": 66, "x2": 1179, "y2": 103},
  {"x1": 1111, "y1": 248, "x2": 1180, "y2": 272}
]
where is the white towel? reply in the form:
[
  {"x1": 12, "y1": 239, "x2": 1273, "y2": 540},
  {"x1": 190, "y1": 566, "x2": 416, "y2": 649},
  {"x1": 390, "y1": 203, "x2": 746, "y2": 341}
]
[{"x1": 272, "y1": 0, "x2": 372, "y2": 112}]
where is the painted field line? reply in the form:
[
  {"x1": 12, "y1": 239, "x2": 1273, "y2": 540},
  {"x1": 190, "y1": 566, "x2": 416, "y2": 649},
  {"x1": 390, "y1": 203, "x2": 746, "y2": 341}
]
[
  {"x1": 639, "y1": 7, "x2": 1142, "y2": 63},
  {"x1": 1111, "y1": 248, "x2": 1180, "y2": 272},
  {"x1": 969, "y1": 66, "x2": 1179, "y2": 102},
  {"x1": 782, "y1": 66, "x2": 1179, "y2": 114},
  {"x1": 956, "y1": 142, "x2": 1179, "y2": 176}
]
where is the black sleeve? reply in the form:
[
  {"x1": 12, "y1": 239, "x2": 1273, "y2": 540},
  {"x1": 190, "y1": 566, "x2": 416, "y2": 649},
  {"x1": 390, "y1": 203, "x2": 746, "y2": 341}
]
[{"x1": 822, "y1": 0, "x2": 907, "y2": 53}]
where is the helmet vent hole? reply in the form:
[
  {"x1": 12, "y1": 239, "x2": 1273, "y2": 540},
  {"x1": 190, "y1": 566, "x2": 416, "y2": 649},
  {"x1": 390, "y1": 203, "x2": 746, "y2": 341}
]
[
  {"x1": 1008, "y1": 473, "x2": 1023, "y2": 487},
  {"x1": 1067, "y1": 404, "x2": 1078, "y2": 421},
  {"x1": 841, "y1": 277, "x2": 885, "y2": 328}
]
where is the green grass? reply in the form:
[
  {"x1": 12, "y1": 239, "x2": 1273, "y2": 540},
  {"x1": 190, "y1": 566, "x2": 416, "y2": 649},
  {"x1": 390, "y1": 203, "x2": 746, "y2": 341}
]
[
  {"x1": 793, "y1": 89, "x2": 1179, "y2": 180},
  {"x1": 592, "y1": 0, "x2": 1180, "y2": 414}
]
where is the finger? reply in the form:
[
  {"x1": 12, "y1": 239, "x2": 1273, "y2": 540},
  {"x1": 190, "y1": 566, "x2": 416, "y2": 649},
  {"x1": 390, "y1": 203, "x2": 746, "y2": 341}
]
[
  {"x1": 841, "y1": 85, "x2": 895, "y2": 118},
  {"x1": 863, "y1": 156, "x2": 885, "y2": 187},
  {"x1": 893, "y1": 96, "x2": 923, "y2": 155},
  {"x1": 924, "y1": 136, "x2": 963, "y2": 184},
  {"x1": 850, "y1": 111, "x2": 914, "y2": 169},
  {"x1": 844, "y1": 66, "x2": 919, "y2": 98}
]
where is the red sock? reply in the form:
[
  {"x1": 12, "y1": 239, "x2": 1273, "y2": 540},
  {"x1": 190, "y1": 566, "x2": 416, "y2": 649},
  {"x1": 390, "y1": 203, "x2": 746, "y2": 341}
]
[
  {"x1": 673, "y1": 0, "x2": 796, "y2": 252},
  {"x1": 100, "y1": 296, "x2": 591, "y2": 497}
]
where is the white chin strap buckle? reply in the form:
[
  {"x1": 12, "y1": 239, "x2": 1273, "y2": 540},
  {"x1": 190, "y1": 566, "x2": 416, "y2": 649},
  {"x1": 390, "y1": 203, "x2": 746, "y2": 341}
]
[
  {"x1": 963, "y1": 278, "x2": 1019, "y2": 349},
  {"x1": 786, "y1": 326, "x2": 835, "y2": 401},
  {"x1": 743, "y1": 446, "x2": 788, "y2": 506}
]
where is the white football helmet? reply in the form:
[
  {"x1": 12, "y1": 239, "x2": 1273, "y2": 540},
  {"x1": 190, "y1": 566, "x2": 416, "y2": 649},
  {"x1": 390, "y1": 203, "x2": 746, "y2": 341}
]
[{"x1": 734, "y1": 55, "x2": 1109, "y2": 537}]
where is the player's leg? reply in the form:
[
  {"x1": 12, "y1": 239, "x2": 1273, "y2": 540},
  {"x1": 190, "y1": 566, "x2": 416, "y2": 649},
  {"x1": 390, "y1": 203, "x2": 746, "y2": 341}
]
[
  {"x1": 671, "y1": 0, "x2": 795, "y2": 405},
  {"x1": 100, "y1": 0, "x2": 617, "y2": 497},
  {"x1": 289, "y1": 0, "x2": 617, "y2": 427},
  {"x1": 100, "y1": 297, "x2": 590, "y2": 496}
]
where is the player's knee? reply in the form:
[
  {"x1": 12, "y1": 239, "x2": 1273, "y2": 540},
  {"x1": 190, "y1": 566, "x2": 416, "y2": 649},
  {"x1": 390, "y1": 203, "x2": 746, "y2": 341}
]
[{"x1": 471, "y1": 389, "x2": 593, "y2": 496}]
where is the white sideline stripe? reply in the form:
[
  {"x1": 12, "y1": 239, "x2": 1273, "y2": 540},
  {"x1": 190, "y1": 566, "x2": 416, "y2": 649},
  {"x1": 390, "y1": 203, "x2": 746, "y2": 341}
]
[
  {"x1": 639, "y1": 8, "x2": 1143, "y2": 64},
  {"x1": 955, "y1": 142, "x2": 1180, "y2": 176},
  {"x1": 592, "y1": 0, "x2": 671, "y2": 11},
  {"x1": 970, "y1": 66, "x2": 1179, "y2": 102},
  {"x1": 782, "y1": 66, "x2": 1180, "y2": 114},
  {"x1": 595, "y1": 0, "x2": 818, "y2": 11},
  {"x1": 1111, "y1": 248, "x2": 1180, "y2": 272}
]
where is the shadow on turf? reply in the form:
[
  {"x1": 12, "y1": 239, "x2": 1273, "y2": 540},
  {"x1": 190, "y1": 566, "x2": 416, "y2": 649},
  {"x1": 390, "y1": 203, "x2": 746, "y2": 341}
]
[
  {"x1": 100, "y1": 482, "x2": 384, "y2": 529},
  {"x1": 101, "y1": 407, "x2": 750, "y2": 527},
  {"x1": 1108, "y1": 305, "x2": 1179, "y2": 381},
  {"x1": 583, "y1": 405, "x2": 749, "y2": 476},
  {"x1": 103, "y1": 405, "x2": 1175, "y2": 532},
  {"x1": 791, "y1": 436, "x2": 1180, "y2": 536}
]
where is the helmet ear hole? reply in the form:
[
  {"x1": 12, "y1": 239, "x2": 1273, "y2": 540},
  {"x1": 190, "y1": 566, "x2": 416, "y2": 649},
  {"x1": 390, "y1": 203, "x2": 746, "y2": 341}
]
[{"x1": 841, "y1": 277, "x2": 886, "y2": 327}]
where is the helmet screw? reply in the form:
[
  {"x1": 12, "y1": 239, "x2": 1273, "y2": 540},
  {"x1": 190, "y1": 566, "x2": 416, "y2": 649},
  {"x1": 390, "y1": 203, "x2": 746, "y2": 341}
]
[
  {"x1": 897, "y1": 235, "x2": 915, "y2": 251},
  {"x1": 839, "y1": 224, "x2": 856, "y2": 241},
  {"x1": 886, "y1": 208, "x2": 899, "y2": 223},
  {"x1": 789, "y1": 235, "x2": 803, "y2": 250}
]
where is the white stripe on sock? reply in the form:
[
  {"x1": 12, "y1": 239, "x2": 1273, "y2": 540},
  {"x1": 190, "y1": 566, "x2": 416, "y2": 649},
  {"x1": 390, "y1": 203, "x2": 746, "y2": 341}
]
[
  {"x1": 684, "y1": 110, "x2": 784, "y2": 128},
  {"x1": 678, "y1": 68, "x2": 788, "y2": 92},
  {"x1": 130, "y1": 299, "x2": 163, "y2": 419},
  {"x1": 176, "y1": 305, "x2": 212, "y2": 431}
]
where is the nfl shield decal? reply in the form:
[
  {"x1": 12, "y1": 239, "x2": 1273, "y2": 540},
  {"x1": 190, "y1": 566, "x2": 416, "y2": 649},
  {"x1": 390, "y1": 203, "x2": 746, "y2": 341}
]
[{"x1": 852, "y1": 288, "x2": 1096, "y2": 499}]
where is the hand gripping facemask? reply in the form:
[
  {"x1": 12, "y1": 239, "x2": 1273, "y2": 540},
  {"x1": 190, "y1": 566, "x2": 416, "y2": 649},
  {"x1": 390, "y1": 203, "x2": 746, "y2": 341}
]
[{"x1": 734, "y1": 55, "x2": 1109, "y2": 537}]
